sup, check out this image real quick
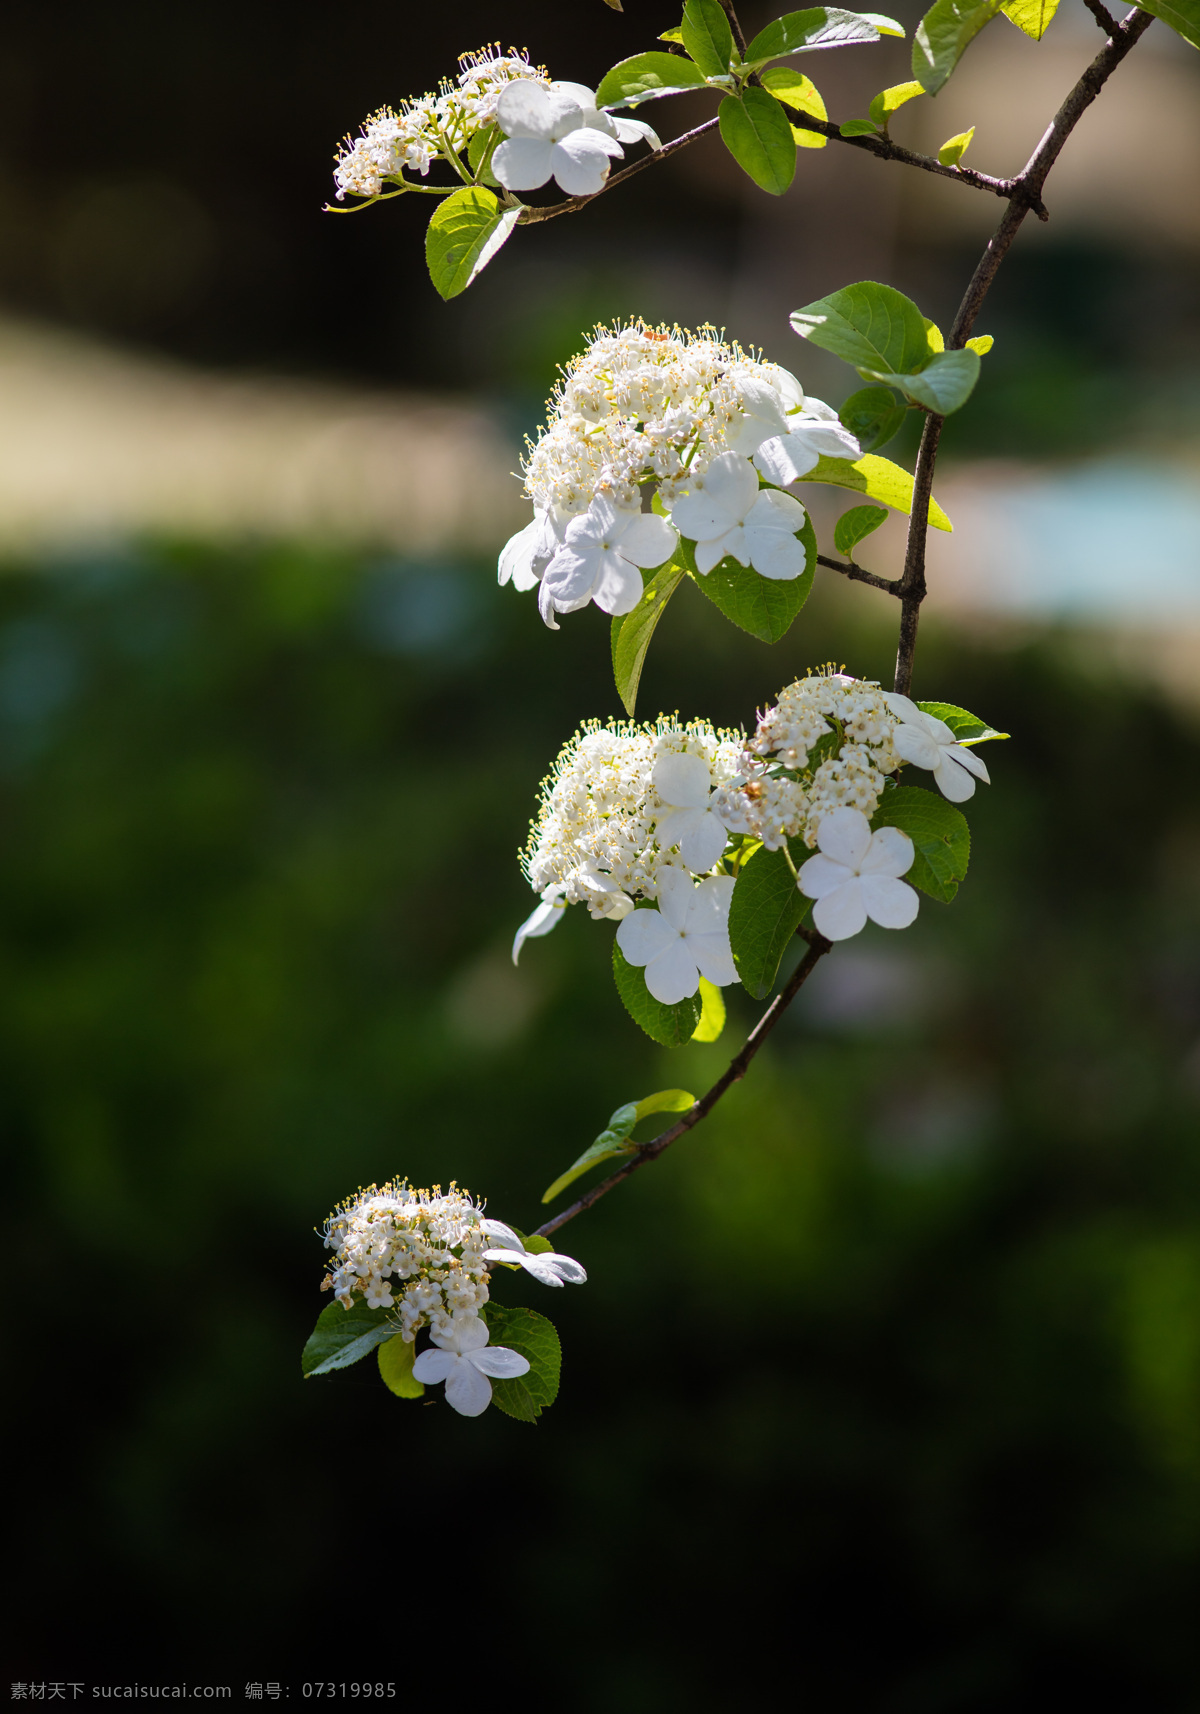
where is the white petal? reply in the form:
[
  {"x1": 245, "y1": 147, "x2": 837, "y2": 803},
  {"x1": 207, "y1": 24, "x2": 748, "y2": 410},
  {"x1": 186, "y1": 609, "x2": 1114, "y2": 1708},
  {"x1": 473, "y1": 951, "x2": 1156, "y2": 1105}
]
[
  {"x1": 797, "y1": 852, "x2": 853, "y2": 900},
  {"x1": 491, "y1": 136, "x2": 553, "y2": 190},
  {"x1": 683, "y1": 873, "x2": 736, "y2": 932},
  {"x1": 443, "y1": 1316, "x2": 489, "y2": 1354},
  {"x1": 736, "y1": 377, "x2": 790, "y2": 436},
  {"x1": 479, "y1": 1219, "x2": 524, "y2": 1250},
  {"x1": 932, "y1": 753, "x2": 977, "y2": 802},
  {"x1": 540, "y1": 1253, "x2": 587, "y2": 1284},
  {"x1": 893, "y1": 724, "x2": 942, "y2": 770},
  {"x1": 498, "y1": 518, "x2": 538, "y2": 589},
  {"x1": 680, "y1": 811, "x2": 729, "y2": 874},
  {"x1": 411, "y1": 1349, "x2": 455, "y2": 1384},
  {"x1": 689, "y1": 928, "x2": 737, "y2": 989},
  {"x1": 860, "y1": 874, "x2": 919, "y2": 929},
  {"x1": 745, "y1": 487, "x2": 807, "y2": 535},
  {"x1": 644, "y1": 941, "x2": 700, "y2": 1005},
  {"x1": 728, "y1": 415, "x2": 775, "y2": 458},
  {"x1": 653, "y1": 750, "x2": 712, "y2": 811},
  {"x1": 654, "y1": 866, "x2": 698, "y2": 931},
  {"x1": 744, "y1": 497, "x2": 807, "y2": 579},
  {"x1": 616, "y1": 905, "x2": 674, "y2": 966},
  {"x1": 551, "y1": 132, "x2": 620, "y2": 196},
  {"x1": 883, "y1": 692, "x2": 922, "y2": 724},
  {"x1": 692, "y1": 531, "x2": 736, "y2": 574},
  {"x1": 612, "y1": 115, "x2": 661, "y2": 147},
  {"x1": 793, "y1": 417, "x2": 861, "y2": 460},
  {"x1": 616, "y1": 512, "x2": 677, "y2": 569},
  {"x1": 670, "y1": 491, "x2": 742, "y2": 543},
  {"x1": 753, "y1": 435, "x2": 815, "y2": 486},
  {"x1": 511, "y1": 893, "x2": 564, "y2": 964},
  {"x1": 591, "y1": 551, "x2": 644, "y2": 617},
  {"x1": 816, "y1": 806, "x2": 873, "y2": 869},
  {"x1": 496, "y1": 81, "x2": 575, "y2": 140},
  {"x1": 537, "y1": 577, "x2": 560, "y2": 630},
  {"x1": 443, "y1": 1360, "x2": 493, "y2": 1416},
  {"x1": 471, "y1": 1346, "x2": 531, "y2": 1378},
  {"x1": 860, "y1": 826, "x2": 915, "y2": 879},
  {"x1": 551, "y1": 80, "x2": 599, "y2": 109},
  {"x1": 540, "y1": 546, "x2": 599, "y2": 611},
  {"x1": 578, "y1": 493, "x2": 621, "y2": 540},
  {"x1": 812, "y1": 879, "x2": 869, "y2": 940},
  {"x1": 948, "y1": 743, "x2": 990, "y2": 782},
  {"x1": 697, "y1": 452, "x2": 759, "y2": 519}
]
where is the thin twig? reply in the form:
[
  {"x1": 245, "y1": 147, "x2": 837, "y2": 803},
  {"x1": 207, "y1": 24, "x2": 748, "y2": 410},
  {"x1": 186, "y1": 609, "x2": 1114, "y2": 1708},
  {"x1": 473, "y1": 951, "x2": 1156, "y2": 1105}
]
[
  {"x1": 1081, "y1": 0, "x2": 1121, "y2": 32},
  {"x1": 817, "y1": 552, "x2": 901, "y2": 595},
  {"x1": 892, "y1": 3, "x2": 1155, "y2": 696},
  {"x1": 791, "y1": 115, "x2": 1045, "y2": 214},
  {"x1": 716, "y1": 0, "x2": 749, "y2": 59},
  {"x1": 534, "y1": 930, "x2": 832, "y2": 1239}
]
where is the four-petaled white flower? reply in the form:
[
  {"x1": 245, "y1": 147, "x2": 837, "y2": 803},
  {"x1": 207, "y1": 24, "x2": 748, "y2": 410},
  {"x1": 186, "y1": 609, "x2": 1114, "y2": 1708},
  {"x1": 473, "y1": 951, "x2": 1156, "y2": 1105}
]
[
  {"x1": 482, "y1": 1221, "x2": 589, "y2": 1286},
  {"x1": 498, "y1": 507, "x2": 567, "y2": 593},
  {"x1": 493, "y1": 82, "x2": 624, "y2": 197},
  {"x1": 884, "y1": 693, "x2": 991, "y2": 803},
  {"x1": 615, "y1": 869, "x2": 736, "y2": 1004},
  {"x1": 411, "y1": 1317, "x2": 531, "y2": 1418},
  {"x1": 551, "y1": 81, "x2": 662, "y2": 151},
  {"x1": 651, "y1": 751, "x2": 730, "y2": 873},
  {"x1": 512, "y1": 883, "x2": 566, "y2": 964},
  {"x1": 538, "y1": 495, "x2": 677, "y2": 627},
  {"x1": 668, "y1": 452, "x2": 808, "y2": 580},
  {"x1": 797, "y1": 807, "x2": 918, "y2": 941},
  {"x1": 753, "y1": 398, "x2": 862, "y2": 486}
]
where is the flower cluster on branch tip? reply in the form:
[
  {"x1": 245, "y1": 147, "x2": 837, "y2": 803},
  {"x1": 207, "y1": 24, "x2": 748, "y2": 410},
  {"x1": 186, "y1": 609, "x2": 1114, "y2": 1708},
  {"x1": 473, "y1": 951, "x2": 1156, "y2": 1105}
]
[
  {"x1": 498, "y1": 320, "x2": 860, "y2": 628},
  {"x1": 318, "y1": 1180, "x2": 584, "y2": 1417}
]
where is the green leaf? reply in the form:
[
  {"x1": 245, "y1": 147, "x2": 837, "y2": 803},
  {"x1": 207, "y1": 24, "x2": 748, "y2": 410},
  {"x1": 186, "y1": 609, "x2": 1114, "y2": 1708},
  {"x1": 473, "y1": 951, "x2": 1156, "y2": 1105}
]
[
  {"x1": 680, "y1": 513, "x2": 816, "y2": 641},
  {"x1": 837, "y1": 385, "x2": 908, "y2": 454},
  {"x1": 467, "y1": 122, "x2": 500, "y2": 184},
  {"x1": 659, "y1": 24, "x2": 686, "y2": 41},
  {"x1": 597, "y1": 51, "x2": 709, "y2": 107},
  {"x1": 869, "y1": 79, "x2": 925, "y2": 127},
  {"x1": 1132, "y1": 0, "x2": 1200, "y2": 50},
  {"x1": 915, "y1": 700, "x2": 1009, "y2": 743},
  {"x1": 718, "y1": 90, "x2": 797, "y2": 194},
  {"x1": 301, "y1": 1298, "x2": 398, "y2": 1377},
  {"x1": 378, "y1": 1334, "x2": 424, "y2": 1399},
  {"x1": 634, "y1": 1088, "x2": 696, "y2": 1120},
  {"x1": 834, "y1": 504, "x2": 888, "y2": 554},
  {"x1": 692, "y1": 977, "x2": 726, "y2": 1042},
  {"x1": 682, "y1": 0, "x2": 736, "y2": 74},
  {"x1": 860, "y1": 347, "x2": 982, "y2": 414},
  {"x1": 424, "y1": 188, "x2": 520, "y2": 301},
  {"x1": 924, "y1": 318, "x2": 945, "y2": 352},
  {"x1": 966, "y1": 334, "x2": 993, "y2": 355},
  {"x1": 729, "y1": 842, "x2": 812, "y2": 999},
  {"x1": 937, "y1": 124, "x2": 975, "y2": 165},
  {"x1": 1000, "y1": 0, "x2": 1060, "y2": 37},
  {"x1": 542, "y1": 1133, "x2": 636, "y2": 1204},
  {"x1": 745, "y1": 7, "x2": 896, "y2": 65},
  {"x1": 871, "y1": 785, "x2": 970, "y2": 903},
  {"x1": 760, "y1": 67, "x2": 829, "y2": 147},
  {"x1": 482, "y1": 1304, "x2": 562, "y2": 1422},
  {"x1": 613, "y1": 939, "x2": 702, "y2": 1045},
  {"x1": 840, "y1": 118, "x2": 881, "y2": 135},
  {"x1": 610, "y1": 562, "x2": 685, "y2": 717},
  {"x1": 913, "y1": 0, "x2": 1005, "y2": 95},
  {"x1": 796, "y1": 453, "x2": 952, "y2": 531},
  {"x1": 791, "y1": 281, "x2": 931, "y2": 377}
]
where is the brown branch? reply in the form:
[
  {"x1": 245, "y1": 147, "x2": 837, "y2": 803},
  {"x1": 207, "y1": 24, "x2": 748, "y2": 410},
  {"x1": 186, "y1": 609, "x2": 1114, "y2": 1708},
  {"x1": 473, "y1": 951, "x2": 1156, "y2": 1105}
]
[
  {"x1": 791, "y1": 115, "x2": 1045, "y2": 214},
  {"x1": 892, "y1": 3, "x2": 1154, "y2": 696},
  {"x1": 817, "y1": 552, "x2": 901, "y2": 595},
  {"x1": 716, "y1": 0, "x2": 749, "y2": 59},
  {"x1": 533, "y1": 928, "x2": 832, "y2": 1240},
  {"x1": 1081, "y1": 0, "x2": 1121, "y2": 32}
]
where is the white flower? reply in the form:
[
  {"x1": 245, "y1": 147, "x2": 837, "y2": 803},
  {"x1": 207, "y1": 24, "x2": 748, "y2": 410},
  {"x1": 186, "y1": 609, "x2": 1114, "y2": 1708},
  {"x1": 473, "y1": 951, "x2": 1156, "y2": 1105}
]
[
  {"x1": 651, "y1": 751, "x2": 731, "y2": 873},
  {"x1": 537, "y1": 494, "x2": 677, "y2": 627},
  {"x1": 753, "y1": 398, "x2": 862, "y2": 486},
  {"x1": 498, "y1": 508, "x2": 567, "y2": 592},
  {"x1": 411, "y1": 1316, "x2": 530, "y2": 1417},
  {"x1": 482, "y1": 1221, "x2": 588, "y2": 1286},
  {"x1": 797, "y1": 807, "x2": 918, "y2": 940},
  {"x1": 551, "y1": 80, "x2": 662, "y2": 149},
  {"x1": 512, "y1": 884, "x2": 567, "y2": 964},
  {"x1": 576, "y1": 866, "x2": 634, "y2": 922},
  {"x1": 667, "y1": 452, "x2": 808, "y2": 580},
  {"x1": 724, "y1": 369, "x2": 805, "y2": 456},
  {"x1": 493, "y1": 82, "x2": 624, "y2": 197},
  {"x1": 615, "y1": 870, "x2": 736, "y2": 1004},
  {"x1": 883, "y1": 694, "x2": 990, "y2": 803}
]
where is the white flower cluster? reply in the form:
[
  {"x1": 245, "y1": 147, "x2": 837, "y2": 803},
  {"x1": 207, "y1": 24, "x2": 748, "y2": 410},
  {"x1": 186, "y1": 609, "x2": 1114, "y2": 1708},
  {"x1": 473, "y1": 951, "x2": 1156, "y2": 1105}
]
[
  {"x1": 321, "y1": 1179, "x2": 586, "y2": 1417},
  {"x1": 499, "y1": 321, "x2": 862, "y2": 626},
  {"x1": 714, "y1": 671, "x2": 901, "y2": 851},
  {"x1": 333, "y1": 46, "x2": 548, "y2": 200}
]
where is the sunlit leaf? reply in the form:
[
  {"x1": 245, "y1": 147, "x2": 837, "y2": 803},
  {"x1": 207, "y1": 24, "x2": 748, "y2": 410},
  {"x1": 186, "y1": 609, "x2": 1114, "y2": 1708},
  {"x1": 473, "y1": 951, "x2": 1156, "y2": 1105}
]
[
  {"x1": 859, "y1": 347, "x2": 982, "y2": 414},
  {"x1": 869, "y1": 79, "x2": 925, "y2": 126},
  {"x1": 760, "y1": 67, "x2": 829, "y2": 147},
  {"x1": 791, "y1": 280, "x2": 931, "y2": 376},
  {"x1": 378, "y1": 1334, "x2": 424, "y2": 1399},
  {"x1": 682, "y1": 0, "x2": 736, "y2": 74},
  {"x1": 718, "y1": 90, "x2": 798, "y2": 194},
  {"x1": 611, "y1": 562, "x2": 685, "y2": 717},
  {"x1": 796, "y1": 453, "x2": 952, "y2": 530},
  {"x1": 745, "y1": 7, "x2": 899, "y2": 65},
  {"x1": 425, "y1": 188, "x2": 520, "y2": 301},
  {"x1": 692, "y1": 977, "x2": 727, "y2": 1042},
  {"x1": 834, "y1": 504, "x2": 889, "y2": 554},
  {"x1": 597, "y1": 51, "x2": 709, "y2": 107},
  {"x1": 680, "y1": 515, "x2": 816, "y2": 640},
  {"x1": 1131, "y1": 0, "x2": 1200, "y2": 50},
  {"x1": 937, "y1": 124, "x2": 976, "y2": 165},
  {"x1": 913, "y1": 0, "x2": 1006, "y2": 95},
  {"x1": 1000, "y1": 0, "x2": 1060, "y2": 37},
  {"x1": 915, "y1": 700, "x2": 1009, "y2": 744},
  {"x1": 840, "y1": 118, "x2": 882, "y2": 135}
]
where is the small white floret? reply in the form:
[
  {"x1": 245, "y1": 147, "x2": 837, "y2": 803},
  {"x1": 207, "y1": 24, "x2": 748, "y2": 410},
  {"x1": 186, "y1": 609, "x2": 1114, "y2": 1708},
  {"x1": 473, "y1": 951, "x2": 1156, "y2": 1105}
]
[
  {"x1": 797, "y1": 807, "x2": 918, "y2": 941},
  {"x1": 884, "y1": 693, "x2": 990, "y2": 803}
]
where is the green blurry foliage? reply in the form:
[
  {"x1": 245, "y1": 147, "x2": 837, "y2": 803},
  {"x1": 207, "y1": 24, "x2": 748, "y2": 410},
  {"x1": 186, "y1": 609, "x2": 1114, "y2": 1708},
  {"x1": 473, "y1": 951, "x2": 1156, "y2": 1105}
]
[{"x1": 5, "y1": 542, "x2": 1200, "y2": 1698}]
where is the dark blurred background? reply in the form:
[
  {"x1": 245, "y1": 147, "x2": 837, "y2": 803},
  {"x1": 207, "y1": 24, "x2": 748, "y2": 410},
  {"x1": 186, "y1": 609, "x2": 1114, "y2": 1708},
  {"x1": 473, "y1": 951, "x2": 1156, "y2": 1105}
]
[{"x1": 4, "y1": 1, "x2": 1200, "y2": 1706}]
